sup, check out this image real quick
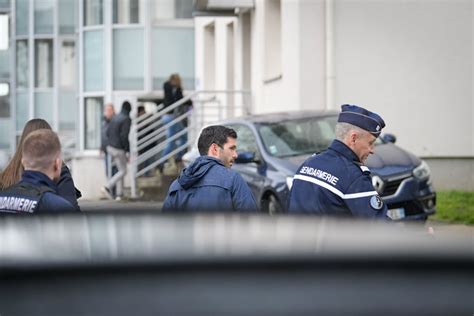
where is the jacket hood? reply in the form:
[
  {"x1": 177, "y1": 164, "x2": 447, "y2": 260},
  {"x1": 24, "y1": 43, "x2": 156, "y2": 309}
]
[{"x1": 177, "y1": 156, "x2": 223, "y2": 189}]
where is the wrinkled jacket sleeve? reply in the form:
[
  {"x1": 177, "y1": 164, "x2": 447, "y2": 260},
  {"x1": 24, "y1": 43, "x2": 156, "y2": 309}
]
[
  {"x1": 57, "y1": 164, "x2": 81, "y2": 212},
  {"x1": 162, "y1": 180, "x2": 178, "y2": 212},
  {"x1": 231, "y1": 173, "x2": 258, "y2": 212},
  {"x1": 39, "y1": 192, "x2": 78, "y2": 213},
  {"x1": 120, "y1": 117, "x2": 132, "y2": 152},
  {"x1": 345, "y1": 176, "x2": 388, "y2": 219},
  {"x1": 162, "y1": 193, "x2": 177, "y2": 212}
]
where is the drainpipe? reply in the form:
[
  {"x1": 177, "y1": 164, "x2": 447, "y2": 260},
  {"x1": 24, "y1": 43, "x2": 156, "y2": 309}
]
[{"x1": 325, "y1": 0, "x2": 335, "y2": 110}]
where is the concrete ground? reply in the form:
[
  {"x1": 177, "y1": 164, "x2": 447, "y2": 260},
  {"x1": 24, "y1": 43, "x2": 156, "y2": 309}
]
[{"x1": 425, "y1": 220, "x2": 473, "y2": 235}]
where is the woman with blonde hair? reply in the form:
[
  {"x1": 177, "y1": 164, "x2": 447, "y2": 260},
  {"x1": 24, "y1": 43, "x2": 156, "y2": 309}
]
[{"x1": 0, "y1": 118, "x2": 81, "y2": 211}]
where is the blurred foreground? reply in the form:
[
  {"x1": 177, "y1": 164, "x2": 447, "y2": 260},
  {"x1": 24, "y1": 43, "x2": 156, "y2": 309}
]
[{"x1": 0, "y1": 214, "x2": 472, "y2": 315}]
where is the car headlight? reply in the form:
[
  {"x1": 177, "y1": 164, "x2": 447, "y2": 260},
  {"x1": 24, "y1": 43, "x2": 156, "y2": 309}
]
[
  {"x1": 413, "y1": 160, "x2": 431, "y2": 181},
  {"x1": 286, "y1": 176, "x2": 294, "y2": 190}
]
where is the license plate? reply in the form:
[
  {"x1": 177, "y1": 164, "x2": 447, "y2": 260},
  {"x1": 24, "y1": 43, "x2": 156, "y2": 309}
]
[{"x1": 387, "y1": 208, "x2": 405, "y2": 220}]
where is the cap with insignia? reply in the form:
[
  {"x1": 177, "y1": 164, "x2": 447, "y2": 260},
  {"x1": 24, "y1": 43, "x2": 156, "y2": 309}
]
[{"x1": 337, "y1": 104, "x2": 386, "y2": 137}]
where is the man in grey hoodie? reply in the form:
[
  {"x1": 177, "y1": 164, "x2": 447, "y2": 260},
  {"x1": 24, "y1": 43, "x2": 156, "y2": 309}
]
[{"x1": 162, "y1": 125, "x2": 258, "y2": 212}]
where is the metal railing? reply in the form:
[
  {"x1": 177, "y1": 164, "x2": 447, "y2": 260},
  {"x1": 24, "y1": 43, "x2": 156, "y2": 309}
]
[{"x1": 129, "y1": 90, "x2": 251, "y2": 198}]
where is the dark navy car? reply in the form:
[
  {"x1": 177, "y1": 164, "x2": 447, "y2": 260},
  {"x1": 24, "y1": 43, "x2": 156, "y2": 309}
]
[{"x1": 183, "y1": 111, "x2": 436, "y2": 220}]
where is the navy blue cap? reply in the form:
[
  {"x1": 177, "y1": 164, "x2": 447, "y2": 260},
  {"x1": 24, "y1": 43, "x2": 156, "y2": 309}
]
[{"x1": 337, "y1": 104, "x2": 385, "y2": 136}]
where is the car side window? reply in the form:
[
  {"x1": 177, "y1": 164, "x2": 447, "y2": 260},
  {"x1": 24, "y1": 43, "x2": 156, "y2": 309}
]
[{"x1": 228, "y1": 125, "x2": 259, "y2": 154}]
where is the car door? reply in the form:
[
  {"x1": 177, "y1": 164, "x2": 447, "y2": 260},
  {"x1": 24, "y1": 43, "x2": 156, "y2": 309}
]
[{"x1": 228, "y1": 124, "x2": 266, "y2": 201}]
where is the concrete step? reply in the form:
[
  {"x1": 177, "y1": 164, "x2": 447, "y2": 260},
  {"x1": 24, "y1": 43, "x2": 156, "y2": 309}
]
[{"x1": 128, "y1": 160, "x2": 184, "y2": 201}]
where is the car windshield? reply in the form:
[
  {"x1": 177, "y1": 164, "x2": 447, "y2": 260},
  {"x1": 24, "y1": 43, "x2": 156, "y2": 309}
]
[{"x1": 257, "y1": 115, "x2": 339, "y2": 157}]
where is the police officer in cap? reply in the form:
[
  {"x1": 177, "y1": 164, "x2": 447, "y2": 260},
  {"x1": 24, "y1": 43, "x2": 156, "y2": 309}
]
[
  {"x1": 288, "y1": 104, "x2": 388, "y2": 218},
  {"x1": 0, "y1": 129, "x2": 77, "y2": 214}
]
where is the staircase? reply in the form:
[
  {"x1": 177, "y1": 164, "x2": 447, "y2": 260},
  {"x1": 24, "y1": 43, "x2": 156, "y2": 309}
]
[{"x1": 128, "y1": 90, "x2": 251, "y2": 200}]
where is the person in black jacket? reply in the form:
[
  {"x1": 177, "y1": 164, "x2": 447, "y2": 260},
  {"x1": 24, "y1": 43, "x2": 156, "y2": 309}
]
[
  {"x1": 101, "y1": 101, "x2": 132, "y2": 200},
  {"x1": 288, "y1": 104, "x2": 387, "y2": 218},
  {"x1": 0, "y1": 118, "x2": 81, "y2": 211},
  {"x1": 0, "y1": 129, "x2": 77, "y2": 214}
]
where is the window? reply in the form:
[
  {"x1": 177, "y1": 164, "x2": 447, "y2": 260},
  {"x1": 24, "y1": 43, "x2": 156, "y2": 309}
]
[
  {"x1": 229, "y1": 125, "x2": 259, "y2": 153},
  {"x1": 152, "y1": 27, "x2": 195, "y2": 90},
  {"x1": 60, "y1": 40, "x2": 76, "y2": 89},
  {"x1": 152, "y1": 0, "x2": 193, "y2": 21},
  {"x1": 0, "y1": 0, "x2": 10, "y2": 10},
  {"x1": 34, "y1": 92, "x2": 53, "y2": 125},
  {"x1": 59, "y1": 91, "x2": 76, "y2": 130},
  {"x1": 0, "y1": 14, "x2": 8, "y2": 50},
  {"x1": 0, "y1": 117, "x2": 10, "y2": 149},
  {"x1": 16, "y1": 40, "x2": 28, "y2": 89},
  {"x1": 34, "y1": 0, "x2": 54, "y2": 34},
  {"x1": 15, "y1": 0, "x2": 28, "y2": 35},
  {"x1": 84, "y1": 97, "x2": 103, "y2": 149},
  {"x1": 264, "y1": 0, "x2": 281, "y2": 81},
  {"x1": 59, "y1": 40, "x2": 76, "y2": 130},
  {"x1": 84, "y1": 0, "x2": 103, "y2": 26},
  {"x1": 35, "y1": 39, "x2": 53, "y2": 88},
  {"x1": 59, "y1": 0, "x2": 76, "y2": 34},
  {"x1": 0, "y1": 82, "x2": 9, "y2": 117},
  {"x1": 0, "y1": 48, "x2": 9, "y2": 80},
  {"x1": 84, "y1": 30, "x2": 104, "y2": 91},
  {"x1": 113, "y1": 28, "x2": 144, "y2": 90},
  {"x1": 15, "y1": 92, "x2": 28, "y2": 130},
  {"x1": 258, "y1": 116, "x2": 338, "y2": 157},
  {"x1": 0, "y1": 15, "x2": 7, "y2": 112},
  {"x1": 113, "y1": 0, "x2": 139, "y2": 24}
]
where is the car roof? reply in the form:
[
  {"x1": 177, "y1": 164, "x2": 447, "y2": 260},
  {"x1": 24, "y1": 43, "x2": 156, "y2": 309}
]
[{"x1": 222, "y1": 110, "x2": 339, "y2": 124}]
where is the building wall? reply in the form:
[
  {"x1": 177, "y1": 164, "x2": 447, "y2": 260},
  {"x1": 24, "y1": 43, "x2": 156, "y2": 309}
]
[
  {"x1": 425, "y1": 158, "x2": 474, "y2": 191},
  {"x1": 333, "y1": 0, "x2": 473, "y2": 158}
]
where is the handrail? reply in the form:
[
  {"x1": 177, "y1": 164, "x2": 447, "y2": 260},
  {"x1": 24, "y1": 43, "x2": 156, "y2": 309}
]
[{"x1": 129, "y1": 90, "x2": 252, "y2": 198}]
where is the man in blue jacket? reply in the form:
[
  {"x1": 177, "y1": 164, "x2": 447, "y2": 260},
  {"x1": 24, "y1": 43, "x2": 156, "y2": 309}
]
[
  {"x1": 0, "y1": 129, "x2": 77, "y2": 214},
  {"x1": 288, "y1": 104, "x2": 388, "y2": 218},
  {"x1": 163, "y1": 125, "x2": 258, "y2": 212}
]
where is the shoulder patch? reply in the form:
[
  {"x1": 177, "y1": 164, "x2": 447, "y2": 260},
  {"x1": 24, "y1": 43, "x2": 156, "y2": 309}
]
[{"x1": 370, "y1": 195, "x2": 384, "y2": 211}]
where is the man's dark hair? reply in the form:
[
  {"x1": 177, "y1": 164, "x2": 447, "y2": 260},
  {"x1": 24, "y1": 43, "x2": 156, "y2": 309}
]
[
  {"x1": 121, "y1": 101, "x2": 131, "y2": 113},
  {"x1": 198, "y1": 125, "x2": 237, "y2": 156}
]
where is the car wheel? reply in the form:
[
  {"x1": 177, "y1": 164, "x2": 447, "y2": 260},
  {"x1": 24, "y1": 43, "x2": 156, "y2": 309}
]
[{"x1": 263, "y1": 194, "x2": 283, "y2": 215}]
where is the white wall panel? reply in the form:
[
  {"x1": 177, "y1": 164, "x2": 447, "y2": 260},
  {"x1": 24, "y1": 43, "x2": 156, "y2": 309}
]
[{"x1": 333, "y1": 0, "x2": 473, "y2": 157}]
